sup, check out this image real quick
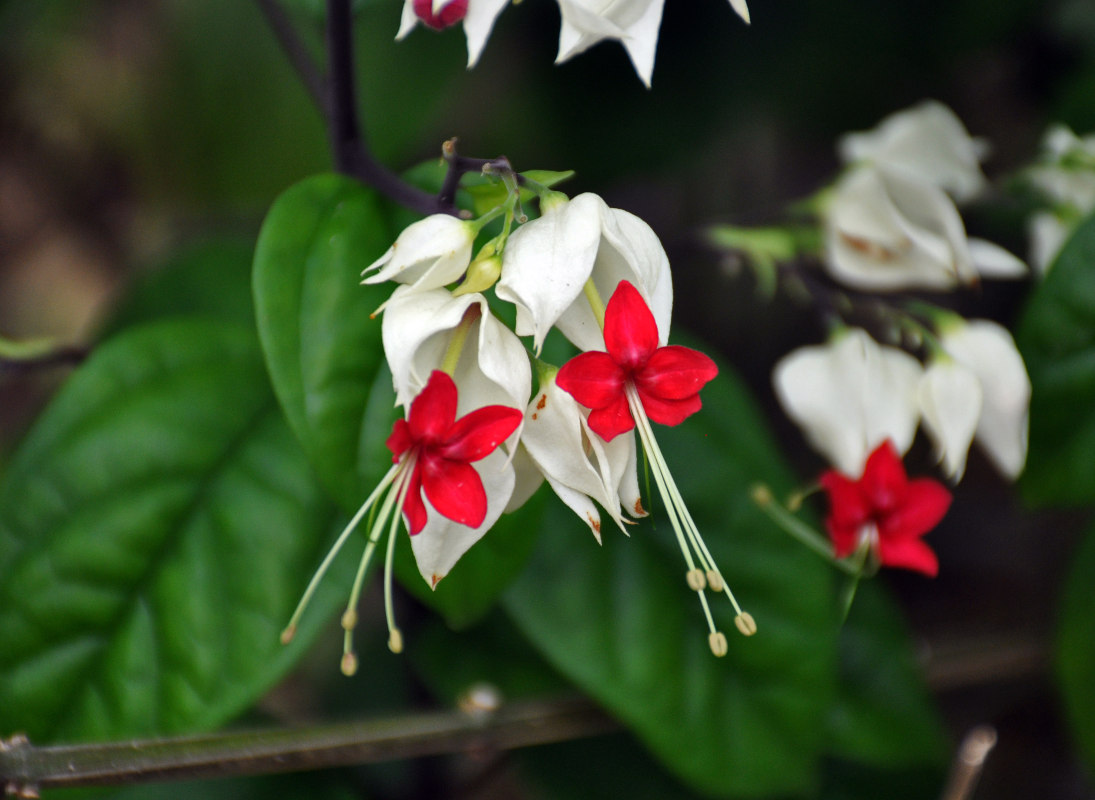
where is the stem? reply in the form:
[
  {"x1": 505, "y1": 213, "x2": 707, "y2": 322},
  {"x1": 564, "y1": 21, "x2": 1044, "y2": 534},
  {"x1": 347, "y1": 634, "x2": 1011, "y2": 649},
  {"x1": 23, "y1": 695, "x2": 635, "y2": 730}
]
[
  {"x1": 0, "y1": 697, "x2": 617, "y2": 794},
  {"x1": 751, "y1": 485, "x2": 860, "y2": 575}
]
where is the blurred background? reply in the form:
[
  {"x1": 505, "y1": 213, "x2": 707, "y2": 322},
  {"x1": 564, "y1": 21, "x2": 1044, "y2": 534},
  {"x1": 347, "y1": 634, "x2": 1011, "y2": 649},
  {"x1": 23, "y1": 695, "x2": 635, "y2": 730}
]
[{"x1": 2, "y1": 0, "x2": 1095, "y2": 797}]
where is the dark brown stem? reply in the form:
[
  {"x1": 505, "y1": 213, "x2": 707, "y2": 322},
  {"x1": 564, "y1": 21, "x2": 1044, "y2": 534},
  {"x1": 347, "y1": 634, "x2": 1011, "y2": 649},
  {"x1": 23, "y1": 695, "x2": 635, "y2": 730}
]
[
  {"x1": 255, "y1": 0, "x2": 326, "y2": 113},
  {"x1": 0, "y1": 696, "x2": 616, "y2": 796}
]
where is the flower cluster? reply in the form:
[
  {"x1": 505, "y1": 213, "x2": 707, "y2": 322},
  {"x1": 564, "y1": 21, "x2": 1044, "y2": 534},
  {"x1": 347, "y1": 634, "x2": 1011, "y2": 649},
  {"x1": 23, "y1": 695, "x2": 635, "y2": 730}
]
[
  {"x1": 396, "y1": 0, "x2": 751, "y2": 87},
  {"x1": 1024, "y1": 124, "x2": 1095, "y2": 275},
  {"x1": 285, "y1": 180, "x2": 753, "y2": 672}
]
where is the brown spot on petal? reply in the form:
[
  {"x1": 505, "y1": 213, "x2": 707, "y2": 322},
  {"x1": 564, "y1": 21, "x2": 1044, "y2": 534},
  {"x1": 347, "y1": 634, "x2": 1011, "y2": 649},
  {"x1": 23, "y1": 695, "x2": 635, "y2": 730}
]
[
  {"x1": 431, "y1": 573, "x2": 442, "y2": 589},
  {"x1": 531, "y1": 413, "x2": 538, "y2": 420},
  {"x1": 634, "y1": 499, "x2": 647, "y2": 516},
  {"x1": 536, "y1": 394, "x2": 547, "y2": 410},
  {"x1": 586, "y1": 514, "x2": 601, "y2": 535}
]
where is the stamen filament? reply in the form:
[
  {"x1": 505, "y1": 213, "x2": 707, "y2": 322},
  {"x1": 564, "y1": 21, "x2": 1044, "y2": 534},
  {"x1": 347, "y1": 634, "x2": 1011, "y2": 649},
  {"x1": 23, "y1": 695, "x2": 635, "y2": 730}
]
[
  {"x1": 625, "y1": 385, "x2": 754, "y2": 645},
  {"x1": 583, "y1": 278, "x2": 606, "y2": 330},
  {"x1": 439, "y1": 305, "x2": 481, "y2": 376},
  {"x1": 281, "y1": 463, "x2": 401, "y2": 645}
]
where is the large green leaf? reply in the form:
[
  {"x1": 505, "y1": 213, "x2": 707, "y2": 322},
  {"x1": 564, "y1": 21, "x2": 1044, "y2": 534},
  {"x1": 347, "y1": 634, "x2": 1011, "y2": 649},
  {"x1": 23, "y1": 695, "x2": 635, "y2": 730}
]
[
  {"x1": 0, "y1": 320, "x2": 341, "y2": 743},
  {"x1": 1056, "y1": 517, "x2": 1095, "y2": 775},
  {"x1": 1016, "y1": 211, "x2": 1095, "y2": 506},
  {"x1": 503, "y1": 357, "x2": 840, "y2": 797},
  {"x1": 253, "y1": 173, "x2": 395, "y2": 512}
]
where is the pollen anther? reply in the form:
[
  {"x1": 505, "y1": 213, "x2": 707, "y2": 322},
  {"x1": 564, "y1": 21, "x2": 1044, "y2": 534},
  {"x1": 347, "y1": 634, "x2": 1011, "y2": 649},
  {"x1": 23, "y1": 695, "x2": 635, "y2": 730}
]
[
  {"x1": 734, "y1": 612, "x2": 757, "y2": 636},
  {"x1": 686, "y1": 568, "x2": 707, "y2": 591},
  {"x1": 708, "y1": 632, "x2": 728, "y2": 657}
]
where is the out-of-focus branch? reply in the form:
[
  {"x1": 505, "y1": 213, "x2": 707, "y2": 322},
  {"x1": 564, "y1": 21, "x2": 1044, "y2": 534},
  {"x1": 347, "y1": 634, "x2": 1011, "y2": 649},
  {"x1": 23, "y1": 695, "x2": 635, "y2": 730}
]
[
  {"x1": 0, "y1": 695, "x2": 617, "y2": 797},
  {"x1": 254, "y1": 0, "x2": 326, "y2": 113}
]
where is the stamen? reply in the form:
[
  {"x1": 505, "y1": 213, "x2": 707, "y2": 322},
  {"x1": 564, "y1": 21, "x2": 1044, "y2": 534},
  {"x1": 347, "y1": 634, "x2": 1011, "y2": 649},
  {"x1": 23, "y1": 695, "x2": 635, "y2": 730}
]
[
  {"x1": 625, "y1": 385, "x2": 757, "y2": 648},
  {"x1": 281, "y1": 463, "x2": 401, "y2": 646},
  {"x1": 686, "y1": 568, "x2": 707, "y2": 591},
  {"x1": 708, "y1": 632, "x2": 729, "y2": 657},
  {"x1": 341, "y1": 652, "x2": 358, "y2": 677}
]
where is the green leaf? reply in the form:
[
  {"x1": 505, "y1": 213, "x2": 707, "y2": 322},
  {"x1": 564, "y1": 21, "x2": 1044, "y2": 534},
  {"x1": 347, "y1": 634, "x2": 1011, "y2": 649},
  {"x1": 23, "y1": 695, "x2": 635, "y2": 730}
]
[
  {"x1": 1056, "y1": 518, "x2": 1095, "y2": 774},
  {"x1": 1016, "y1": 211, "x2": 1095, "y2": 506},
  {"x1": 253, "y1": 173, "x2": 396, "y2": 512},
  {"x1": 0, "y1": 319, "x2": 342, "y2": 743},
  {"x1": 503, "y1": 355, "x2": 840, "y2": 797},
  {"x1": 826, "y1": 581, "x2": 947, "y2": 767}
]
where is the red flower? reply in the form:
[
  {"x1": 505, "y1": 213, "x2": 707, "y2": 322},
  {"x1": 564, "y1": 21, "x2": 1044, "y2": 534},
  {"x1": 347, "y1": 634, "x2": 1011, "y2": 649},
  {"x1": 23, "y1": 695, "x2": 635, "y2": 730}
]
[
  {"x1": 413, "y1": 0, "x2": 468, "y2": 30},
  {"x1": 556, "y1": 280, "x2": 718, "y2": 441},
  {"x1": 819, "y1": 440, "x2": 951, "y2": 576},
  {"x1": 386, "y1": 370, "x2": 522, "y2": 535}
]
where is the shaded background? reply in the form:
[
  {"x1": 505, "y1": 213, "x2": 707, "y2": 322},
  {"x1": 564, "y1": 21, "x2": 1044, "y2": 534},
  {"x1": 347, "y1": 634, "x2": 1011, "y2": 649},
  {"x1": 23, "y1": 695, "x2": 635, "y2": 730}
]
[{"x1": 2, "y1": 0, "x2": 1095, "y2": 797}]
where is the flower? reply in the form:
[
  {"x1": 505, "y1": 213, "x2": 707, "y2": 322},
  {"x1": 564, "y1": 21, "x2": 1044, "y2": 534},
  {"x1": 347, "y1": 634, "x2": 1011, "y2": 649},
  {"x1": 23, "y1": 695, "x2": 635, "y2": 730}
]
[
  {"x1": 517, "y1": 364, "x2": 644, "y2": 541},
  {"x1": 820, "y1": 440, "x2": 952, "y2": 576},
  {"x1": 938, "y1": 318, "x2": 1030, "y2": 480},
  {"x1": 554, "y1": 0, "x2": 749, "y2": 88},
  {"x1": 497, "y1": 193, "x2": 673, "y2": 355},
  {"x1": 823, "y1": 164, "x2": 1026, "y2": 291},
  {"x1": 362, "y1": 214, "x2": 476, "y2": 295},
  {"x1": 1025, "y1": 125, "x2": 1095, "y2": 274},
  {"x1": 557, "y1": 280, "x2": 753, "y2": 654},
  {"x1": 556, "y1": 280, "x2": 717, "y2": 441},
  {"x1": 773, "y1": 328, "x2": 923, "y2": 477},
  {"x1": 917, "y1": 356, "x2": 983, "y2": 481},
  {"x1": 282, "y1": 371, "x2": 521, "y2": 673},
  {"x1": 396, "y1": 0, "x2": 511, "y2": 68},
  {"x1": 838, "y1": 101, "x2": 989, "y2": 202}
]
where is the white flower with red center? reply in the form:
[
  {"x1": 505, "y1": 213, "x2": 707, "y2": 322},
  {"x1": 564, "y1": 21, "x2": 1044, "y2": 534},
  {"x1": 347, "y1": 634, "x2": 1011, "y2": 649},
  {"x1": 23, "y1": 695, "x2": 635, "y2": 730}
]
[
  {"x1": 282, "y1": 370, "x2": 522, "y2": 674},
  {"x1": 396, "y1": 0, "x2": 511, "y2": 67},
  {"x1": 820, "y1": 440, "x2": 952, "y2": 577},
  {"x1": 556, "y1": 279, "x2": 755, "y2": 654},
  {"x1": 497, "y1": 192, "x2": 673, "y2": 355}
]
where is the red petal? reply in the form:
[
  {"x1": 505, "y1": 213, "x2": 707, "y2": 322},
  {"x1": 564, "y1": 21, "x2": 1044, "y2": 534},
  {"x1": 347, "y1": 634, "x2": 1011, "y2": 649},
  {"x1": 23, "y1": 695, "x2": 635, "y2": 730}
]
[
  {"x1": 820, "y1": 470, "x2": 870, "y2": 530},
  {"x1": 421, "y1": 454, "x2": 488, "y2": 528},
  {"x1": 386, "y1": 419, "x2": 413, "y2": 462},
  {"x1": 636, "y1": 346, "x2": 718, "y2": 400},
  {"x1": 879, "y1": 479, "x2": 952, "y2": 541},
  {"x1": 586, "y1": 393, "x2": 635, "y2": 441},
  {"x1": 876, "y1": 536, "x2": 939, "y2": 577},
  {"x1": 407, "y1": 371, "x2": 458, "y2": 444},
  {"x1": 860, "y1": 440, "x2": 908, "y2": 513},
  {"x1": 636, "y1": 390, "x2": 702, "y2": 427},
  {"x1": 413, "y1": 0, "x2": 468, "y2": 29},
  {"x1": 439, "y1": 405, "x2": 523, "y2": 462},
  {"x1": 603, "y1": 281, "x2": 659, "y2": 371},
  {"x1": 824, "y1": 519, "x2": 861, "y2": 559},
  {"x1": 557, "y1": 351, "x2": 626, "y2": 410},
  {"x1": 401, "y1": 463, "x2": 429, "y2": 535}
]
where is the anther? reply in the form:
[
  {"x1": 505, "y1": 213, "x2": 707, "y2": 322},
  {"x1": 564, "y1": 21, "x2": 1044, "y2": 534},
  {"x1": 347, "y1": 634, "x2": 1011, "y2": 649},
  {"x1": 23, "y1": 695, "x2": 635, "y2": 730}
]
[
  {"x1": 708, "y1": 632, "x2": 728, "y2": 657},
  {"x1": 734, "y1": 612, "x2": 757, "y2": 636},
  {"x1": 685, "y1": 568, "x2": 707, "y2": 591},
  {"x1": 388, "y1": 628, "x2": 404, "y2": 654},
  {"x1": 279, "y1": 625, "x2": 296, "y2": 645},
  {"x1": 341, "y1": 652, "x2": 358, "y2": 676},
  {"x1": 750, "y1": 483, "x2": 773, "y2": 506},
  {"x1": 341, "y1": 609, "x2": 358, "y2": 631},
  {"x1": 705, "y1": 570, "x2": 724, "y2": 592}
]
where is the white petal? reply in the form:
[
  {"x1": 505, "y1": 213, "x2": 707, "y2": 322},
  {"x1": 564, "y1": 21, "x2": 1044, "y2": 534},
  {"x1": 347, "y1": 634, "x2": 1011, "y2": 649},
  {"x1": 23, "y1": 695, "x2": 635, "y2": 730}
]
[
  {"x1": 505, "y1": 445, "x2": 545, "y2": 512},
  {"x1": 838, "y1": 100, "x2": 988, "y2": 202},
  {"x1": 727, "y1": 0, "x2": 750, "y2": 23},
  {"x1": 362, "y1": 215, "x2": 475, "y2": 291},
  {"x1": 1027, "y1": 212, "x2": 1070, "y2": 277},
  {"x1": 463, "y1": 0, "x2": 511, "y2": 67},
  {"x1": 396, "y1": 0, "x2": 419, "y2": 39},
  {"x1": 967, "y1": 238, "x2": 1028, "y2": 279},
  {"x1": 774, "y1": 329, "x2": 922, "y2": 475},
  {"x1": 615, "y1": 0, "x2": 665, "y2": 88},
  {"x1": 940, "y1": 320, "x2": 1031, "y2": 479},
  {"x1": 497, "y1": 194, "x2": 605, "y2": 354},
  {"x1": 409, "y1": 449, "x2": 514, "y2": 587},
  {"x1": 554, "y1": 0, "x2": 664, "y2": 86},
  {"x1": 917, "y1": 359, "x2": 983, "y2": 480}
]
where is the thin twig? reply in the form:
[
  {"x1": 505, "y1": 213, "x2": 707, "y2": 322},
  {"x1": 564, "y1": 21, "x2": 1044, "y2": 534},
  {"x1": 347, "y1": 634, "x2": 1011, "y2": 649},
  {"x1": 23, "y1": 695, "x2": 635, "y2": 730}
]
[
  {"x1": 938, "y1": 725, "x2": 997, "y2": 800},
  {"x1": 0, "y1": 695, "x2": 617, "y2": 796},
  {"x1": 254, "y1": 0, "x2": 327, "y2": 113}
]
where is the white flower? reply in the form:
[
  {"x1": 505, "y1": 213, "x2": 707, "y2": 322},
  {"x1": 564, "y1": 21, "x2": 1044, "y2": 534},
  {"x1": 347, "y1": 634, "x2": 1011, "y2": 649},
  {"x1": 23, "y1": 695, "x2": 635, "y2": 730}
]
[
  {"x1": 362, "y1": 214, "x2": 476, "y2": 294},
  {"x1": 917, "y1": 357, "x2": 983, "y2": 481},
  {"x1": 824, "y1": 164, "x2": 1026, "y2": 291},
  {"x1": 381, "y1": 286, "x2": 531, "y2": 415},
  {"x1": 1025, "y1": 125, "x2": 1095, "y2": 274},
  {"x1": 839, "y1": 101, "x2": 989, "y2": 202},
  {"x1": 517, "y1": 366, "x2": 644, "y2": 542},
  {"x1": 396, "y1": 0, "x2": 511, "y2": 68},
  {"x1": 496, "y1": 192, "x2": 673, "y2": 354},
  {"x1": 554, "y1": 0, "x2": 749, "y2": 88},
  {"x1": 938, "y1": 319, "x2": 1030, "y2": 480},
  {"x1": 773, "y1": 328, "x2": 923, "y2": 476}
]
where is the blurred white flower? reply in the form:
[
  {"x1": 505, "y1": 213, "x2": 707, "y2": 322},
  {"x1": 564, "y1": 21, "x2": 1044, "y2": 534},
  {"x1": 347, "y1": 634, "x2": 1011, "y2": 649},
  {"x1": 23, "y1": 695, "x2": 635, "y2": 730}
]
[
  {"x1": 1025, "y1": 125, "x2": 1095, "y2": 275},
  {"x1": 839, "y1": 100, "x2": 989, "y2": 202},
  {"x1": 938, "y1": 319, "x2": 1030, "y2": 480},
  {"x1": 773, "y1": 328, "x2": 923, "y2": 476},
  {"x1": 824, "y1": 165, "x2": 1025, "y2": 291},
  {"x1": 917, "y1": 357, "x2": 983, "y2": 481},
  {"x1": 554, "y1": 0, "x2": 749, "y2": 88}
]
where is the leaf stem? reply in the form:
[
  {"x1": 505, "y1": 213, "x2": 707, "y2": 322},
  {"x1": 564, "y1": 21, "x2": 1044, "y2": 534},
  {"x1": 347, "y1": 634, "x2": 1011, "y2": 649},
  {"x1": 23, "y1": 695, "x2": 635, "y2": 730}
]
[{"x1": 0, "y1": 696, "x2": 617, "y2": 795}]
